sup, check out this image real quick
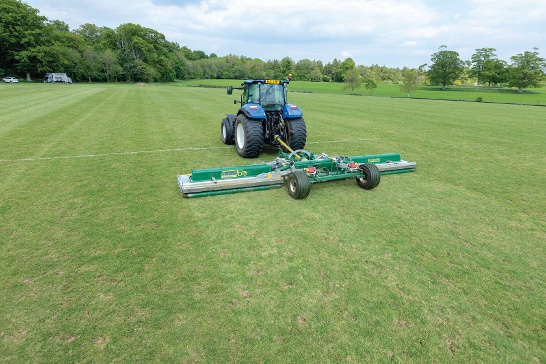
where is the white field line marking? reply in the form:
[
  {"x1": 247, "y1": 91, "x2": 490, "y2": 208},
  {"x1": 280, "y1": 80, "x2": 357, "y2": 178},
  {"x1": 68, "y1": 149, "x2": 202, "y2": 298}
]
[
  {"x1": 0, "y1": 138, "x2": 382, "y2": 163},
  {"x1": 307, "y1": 138, "x2": 382, "y2": 144}
]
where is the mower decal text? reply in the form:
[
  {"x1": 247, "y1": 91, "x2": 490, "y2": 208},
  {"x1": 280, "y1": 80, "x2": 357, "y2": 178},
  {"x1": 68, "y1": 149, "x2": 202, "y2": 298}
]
[
  {"x1": 221, "y1": 170, "x2": 237, "y2": 178},
  {"x1": 221, "y1": 169, "x2": 247, "y2": 179},
  {"x1": 367, "y1": 158, "x2": 381, "y2": 163}
]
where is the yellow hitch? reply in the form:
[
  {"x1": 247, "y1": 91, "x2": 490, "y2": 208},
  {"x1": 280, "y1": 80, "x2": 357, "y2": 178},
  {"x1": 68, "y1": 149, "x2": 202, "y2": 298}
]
[{"x1": 274, "y1": 135, "x2": 302, "y2": 160}]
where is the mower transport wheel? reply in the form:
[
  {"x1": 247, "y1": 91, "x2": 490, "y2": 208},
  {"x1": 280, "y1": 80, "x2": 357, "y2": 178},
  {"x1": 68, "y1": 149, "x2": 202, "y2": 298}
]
[
  {"x1": 235, "y1": 114, "x2": 263, "y2": 158},
  {"x1": 287, "y1": 170, "x2": 311, "y2": 199},
  {"x1": 286, "y1": 117, "x2": 307, "y2": 151},
  {"x1": 221, "y1": 117, "x2": 235, "y2": 145},
  {"x1": 356, "y1": 163, "x2": 381, "y2": 189}
]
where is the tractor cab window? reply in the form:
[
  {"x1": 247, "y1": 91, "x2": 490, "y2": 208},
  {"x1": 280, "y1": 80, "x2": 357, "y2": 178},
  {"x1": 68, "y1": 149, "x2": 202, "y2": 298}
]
[
  {"x1": 245, "y1": 84, "x2": 259, "y2": 103},
  {"x1": 259, "y1": 84, "x2": 285, "y2": 110}
]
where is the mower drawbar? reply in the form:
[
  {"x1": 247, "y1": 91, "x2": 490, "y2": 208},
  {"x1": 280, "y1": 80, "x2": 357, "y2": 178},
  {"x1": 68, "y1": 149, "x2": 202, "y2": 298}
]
[{"x1": 177, "y1": 148, "x2": 416, "y2": 199}]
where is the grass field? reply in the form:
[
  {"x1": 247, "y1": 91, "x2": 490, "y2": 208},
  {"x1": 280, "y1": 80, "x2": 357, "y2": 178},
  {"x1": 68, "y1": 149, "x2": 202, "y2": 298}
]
[
  {"x1": 1, "y1": 82, "x2": 545, "y2": 363},
  {"x1": 181, "y1": 79, "x2": 546, "y2": 106}
]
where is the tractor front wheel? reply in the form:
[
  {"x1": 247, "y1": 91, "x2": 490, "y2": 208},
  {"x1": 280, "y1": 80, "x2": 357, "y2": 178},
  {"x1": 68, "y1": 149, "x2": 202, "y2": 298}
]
[
  {"x1": 287, "y1": 170, "x2": 311, "y2": 199},
  {"x1": 235, "y1": 115, "x2": 264, "y2": 158},
  {"x1": 356, "y1": 163, "x2": 380, "y2": 189}
]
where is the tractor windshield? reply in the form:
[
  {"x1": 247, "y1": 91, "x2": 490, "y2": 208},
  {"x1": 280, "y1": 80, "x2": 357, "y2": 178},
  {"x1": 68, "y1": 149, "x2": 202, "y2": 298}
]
[{"x1": 259, "y1": 84, "x2": 286, "y2": 111}]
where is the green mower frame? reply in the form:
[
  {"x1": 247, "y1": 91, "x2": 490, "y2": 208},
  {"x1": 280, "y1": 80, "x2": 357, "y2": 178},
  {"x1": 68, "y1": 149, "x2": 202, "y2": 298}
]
[{"x1": 177, "y1": 137, "x2": 416, "y2": 199}]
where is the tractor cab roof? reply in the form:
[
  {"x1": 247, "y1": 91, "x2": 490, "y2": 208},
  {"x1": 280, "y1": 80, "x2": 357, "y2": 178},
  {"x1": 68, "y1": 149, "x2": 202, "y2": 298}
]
[{"x1": 242, "y1": 79, "x2": 291, "y2": 86}]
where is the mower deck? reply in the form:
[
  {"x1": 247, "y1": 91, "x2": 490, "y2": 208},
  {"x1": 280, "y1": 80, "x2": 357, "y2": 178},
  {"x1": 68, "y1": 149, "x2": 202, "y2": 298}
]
[{"x1": 177, "y1": 149, "x2": 416, "y2": 199}]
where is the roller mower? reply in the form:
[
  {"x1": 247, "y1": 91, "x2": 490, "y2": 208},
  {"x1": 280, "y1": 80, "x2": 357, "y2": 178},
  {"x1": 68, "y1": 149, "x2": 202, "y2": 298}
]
[{"x1": 177, "y1": 136, "x2": 416, "y2": 199}]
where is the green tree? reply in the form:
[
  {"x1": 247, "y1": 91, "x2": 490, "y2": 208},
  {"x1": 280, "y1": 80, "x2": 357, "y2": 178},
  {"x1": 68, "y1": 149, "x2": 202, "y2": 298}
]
[
  {"x1": 75, "y1": 23, "x2": 102, "y2": 46},
  {"x1": 279, "y1": 57, "x2": 294, "y2": 78},
  {"x1": 192, "y1": 50, "x2": 208, "y2": 60},
  {"x1": 358, "y1": 65, "x2": 377, "y2": 84},
  {"x1": 428, "y1": 45, "x2": 465, "y2": 89},
  {"x1": 400, "y1": 68, "x2": 422, "y2": 97},
  {"x1": 485, "y1": 59, "x2": 508, "y2": 86},
  {"x1": 101, "y1": 49, "x2": 122, "y2": 82},
  {"x1": 115, "y1": 23, "x2": 171, "y2": 81},
  {"x1": 467, "y1": 48, "x2": 508, "y2": 86},
  {"x1": 308, "y1": 68, "x2": 323, "y2": 82},
  {"x1": 75, "y1": 24, "x2": 117, "y2": 57},
  {"x1": 293, "y1": 59, "x2": 322, "y2": 81},
  {"x1": 245, "y1": 58, "x2": 266, "y2": 79},
  {"x1": 294, "y1": 58, "x2": 314, "y2": 81},
  {"x1": 64, "y1": 47, "x2": 84, "y2": 81},
  {"x1": 507, "y1": 48, "x2": 546, "y2": 92},
  {"x1": 157, "y1": 56, "x2": 176, "y2": 82},
  {"x1": 324, "y1": 58, "x2": 342, "y2": 82},
  {"x1": 365, "y1": 78, "x2": 377, "y2": 95},
  {"x1": 266, "y1": 59, "x2": 282, "y2": 79},
  {"x1": 82, "y1": 48, "x2": 102, "y2": 81},
  {"x1": 469, "y1": 48, "x2": 497, "y2": 86},
  {"x1": 342, "y1": 68, "x2": 362, "y2": 92},
  {"x1": 0, "y1": 0, "x2": 47, "y2": 77},
  {"x1": 340, "y1": 57, "x2": 356, "y2": 81}
]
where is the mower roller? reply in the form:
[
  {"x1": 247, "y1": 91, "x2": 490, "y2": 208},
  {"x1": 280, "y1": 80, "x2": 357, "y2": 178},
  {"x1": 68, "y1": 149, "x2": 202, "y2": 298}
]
[{"x1": 177, "y1": 136, "x2": 416, "y2": 199}]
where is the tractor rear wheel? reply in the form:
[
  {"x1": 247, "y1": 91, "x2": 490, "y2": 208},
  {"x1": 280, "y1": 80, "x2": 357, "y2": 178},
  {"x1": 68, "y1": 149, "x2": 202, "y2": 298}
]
[
  {"x1": 356, "y1": 163, "x2": 380, "y2": 189},
  {"x1": 235, "y1": 114, "x2": 264, "y2": 158},
  {"x1": 221, "y1": 117, "x2": 235, "y2": 145},
  {"x1": 286, "y1": 117, "x2": 307, "y2": 151},
  {"x1": 287, "y1": 170, "x2": 311, "y2": 199}
]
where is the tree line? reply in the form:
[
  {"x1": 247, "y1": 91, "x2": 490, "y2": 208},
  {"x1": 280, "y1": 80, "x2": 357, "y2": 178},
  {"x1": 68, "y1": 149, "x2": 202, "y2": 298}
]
[
  {"x1": 424, "y1": 45, "x2": 546, "y2": 93},
  {"x1": 0, "y1": 0, "x2": 399, "y2": 83},
  {"x1": 1, "y1": 0, "x2": 544, "y2": 92}
]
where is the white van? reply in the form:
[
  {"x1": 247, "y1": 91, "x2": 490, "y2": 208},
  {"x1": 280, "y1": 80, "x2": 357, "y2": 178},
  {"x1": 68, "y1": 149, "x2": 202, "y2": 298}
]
[{"x1": 44, "y1": 73, "x2": 73, "y2": 84}]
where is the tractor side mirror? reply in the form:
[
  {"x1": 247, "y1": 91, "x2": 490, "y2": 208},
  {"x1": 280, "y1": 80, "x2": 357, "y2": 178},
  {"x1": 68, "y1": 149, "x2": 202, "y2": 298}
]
[
  {"x1": 233, "y1": 100, "x2": 237, "y2": 104},
  {"x1": 227, "y1": 86, "x2": 233, "y2": 95}
]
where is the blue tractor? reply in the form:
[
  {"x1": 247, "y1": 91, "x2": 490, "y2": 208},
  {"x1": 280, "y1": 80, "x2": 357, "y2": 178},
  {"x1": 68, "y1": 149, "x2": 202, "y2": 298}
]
[{"x1": 221, "y1": 78, "x2": 306, "y2": 158}]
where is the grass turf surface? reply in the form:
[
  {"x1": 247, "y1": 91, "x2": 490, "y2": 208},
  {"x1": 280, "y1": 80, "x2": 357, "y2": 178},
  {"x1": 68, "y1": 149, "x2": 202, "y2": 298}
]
[
  {"x1": 180, "y1": 79, "x2": 546, "y2": 106},
  {"x1": 1, "y1": 83, "x2": 545, "y2": 363}
]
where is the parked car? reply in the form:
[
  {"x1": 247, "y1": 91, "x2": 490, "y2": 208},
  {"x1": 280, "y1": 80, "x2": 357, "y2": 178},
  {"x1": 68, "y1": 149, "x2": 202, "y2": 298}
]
[{"x1": 2, "y1": 77, "x2": 19, "y2": 83}]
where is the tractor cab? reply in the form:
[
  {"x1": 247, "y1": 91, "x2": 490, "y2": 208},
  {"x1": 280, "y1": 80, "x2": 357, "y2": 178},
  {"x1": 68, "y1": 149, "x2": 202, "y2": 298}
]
[
  {"x1": 228, "y1": 80, "x2": 289, "y2": 111},
  {"x1": 245, "y1": 80, "x2": 287, "y2": 111}
]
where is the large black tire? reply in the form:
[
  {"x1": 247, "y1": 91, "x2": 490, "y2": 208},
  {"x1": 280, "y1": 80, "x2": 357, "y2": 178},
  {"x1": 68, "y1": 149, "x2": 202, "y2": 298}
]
[
  {"x1": 221, "y1": 117, "x2": 235, "y2": 145},
  {"x1": 235, "y1": 114, "x2": 264, "y2": 158},
  {"x1": 286, "y1": 117, "x2": 307, "y2": 151},
  {"x1": 356, "y1": 163, "x2": 381, "y2": 189},
  {"x1": 287, "y1": 170, "x2": 311, "y2": 199}
]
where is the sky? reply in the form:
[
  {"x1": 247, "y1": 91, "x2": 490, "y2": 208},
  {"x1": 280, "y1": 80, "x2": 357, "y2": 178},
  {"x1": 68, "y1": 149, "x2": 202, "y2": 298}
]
[{"x1": 23, "y1": 0, "x2": 546, "y2": 68}]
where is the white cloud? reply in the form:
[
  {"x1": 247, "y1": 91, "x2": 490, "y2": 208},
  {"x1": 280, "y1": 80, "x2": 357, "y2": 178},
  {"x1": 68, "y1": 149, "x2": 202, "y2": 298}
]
[
  {"x1": 402, "y1": 41, "x2": 418, "y2": 47},
  {"x1": 341, "y1": 50, "x2": 354, "y2": 59}
]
